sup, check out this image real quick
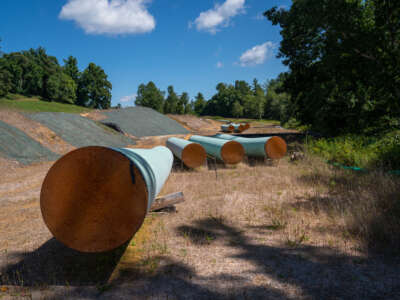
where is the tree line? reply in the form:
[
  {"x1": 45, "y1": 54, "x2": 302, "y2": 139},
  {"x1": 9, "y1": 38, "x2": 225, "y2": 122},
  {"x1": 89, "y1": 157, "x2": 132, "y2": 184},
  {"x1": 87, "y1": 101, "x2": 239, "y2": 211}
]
[
  {"x1": 135, "y1": 78, "x2": 290, "y2": 121},
  {"x1": 0, "y1": 44, "x2": 112, "y2": 109},
  {"x1": 265, "y1": 0, "x2": 400, "y2": 135}
]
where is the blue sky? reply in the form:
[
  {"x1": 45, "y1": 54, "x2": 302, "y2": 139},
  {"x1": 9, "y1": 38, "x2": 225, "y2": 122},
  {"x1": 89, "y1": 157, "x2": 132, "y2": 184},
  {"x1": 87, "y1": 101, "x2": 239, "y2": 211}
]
[{"x1": 0, "y1": 0, "x2": 290, "y2": 107}]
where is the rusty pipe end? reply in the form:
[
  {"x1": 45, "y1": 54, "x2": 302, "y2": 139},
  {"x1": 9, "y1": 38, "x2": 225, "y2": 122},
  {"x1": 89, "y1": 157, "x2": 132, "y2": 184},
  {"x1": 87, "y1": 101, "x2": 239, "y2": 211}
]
[
  {"x1": 265, "y1": 136, "x2": 287, "y2": 159},
  {"x1": 40, "y1": 146, "x2": 148, "y2": 253}
]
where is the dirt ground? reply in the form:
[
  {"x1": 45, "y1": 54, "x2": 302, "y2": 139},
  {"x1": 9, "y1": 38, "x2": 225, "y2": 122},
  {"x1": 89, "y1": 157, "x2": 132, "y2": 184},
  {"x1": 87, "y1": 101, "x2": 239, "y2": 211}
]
[
  {"x1": 1, "y1": 154, "x2": 400, "y2": 298},
  {"x1": 168, "y1": 114, "x2": 298, "y2": 136},
  {"x1": 167, "y1": 115, "x2": 222, "y2": 135},
  {"x1": 0, "y1": 117, "x2": 399, "y2": 299}
]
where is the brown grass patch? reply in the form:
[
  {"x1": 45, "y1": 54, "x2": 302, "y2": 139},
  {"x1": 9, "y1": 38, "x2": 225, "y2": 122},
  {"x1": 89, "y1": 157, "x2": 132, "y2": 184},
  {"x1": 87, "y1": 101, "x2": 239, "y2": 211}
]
[{"x1": 1, "y1": 149, "x2": 399, "y2": 299}]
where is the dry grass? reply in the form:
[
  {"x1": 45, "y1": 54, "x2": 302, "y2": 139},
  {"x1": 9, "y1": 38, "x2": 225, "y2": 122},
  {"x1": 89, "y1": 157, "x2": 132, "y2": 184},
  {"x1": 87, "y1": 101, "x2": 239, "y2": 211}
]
[
  {"x1": 101, "y1": 155, "x2": 399, "y2": 298},
  {"x1": 1, "y1": 153, "x2": 399, "y2": 299}
]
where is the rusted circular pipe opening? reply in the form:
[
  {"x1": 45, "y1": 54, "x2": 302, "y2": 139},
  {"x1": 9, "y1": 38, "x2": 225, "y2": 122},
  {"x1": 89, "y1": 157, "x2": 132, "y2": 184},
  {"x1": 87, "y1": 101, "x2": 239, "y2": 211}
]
[
  {"x1": 236, "y1": 124, "x2": 246, "y2": 132},
  {"x1": 40, "y1": 146, "x2": 148, "y2": 253},
  {"x1": 181, "y1": 143, "x2": 207, "y2": 168},
  {"x1": 265, "y1": 136, "x2": 287, "y2": 159},
  {"x1": 221, "y1": 141, "x2": 245, "y2": 164}
]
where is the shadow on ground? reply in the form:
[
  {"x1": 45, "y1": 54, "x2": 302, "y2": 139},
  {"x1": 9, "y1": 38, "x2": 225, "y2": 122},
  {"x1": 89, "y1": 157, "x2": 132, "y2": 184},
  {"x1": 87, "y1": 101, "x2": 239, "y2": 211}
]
[
  {"x1": 170, "y1": 217, "x2": 400, "y2": 299},
  {"x1": 1, "y1": 218, "x2": 399, "y2": 299},
  {"x1": 0, "y1": 238, "x2": 128, "y2": 286}
]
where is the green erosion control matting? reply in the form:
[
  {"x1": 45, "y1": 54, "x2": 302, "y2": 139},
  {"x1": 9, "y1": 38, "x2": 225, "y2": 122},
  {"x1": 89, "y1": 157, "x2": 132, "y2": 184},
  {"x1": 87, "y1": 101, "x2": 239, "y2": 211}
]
[
  {"x1": 0, "y1": 120, "x2": 59, "y2": 164},
  {"x1": 28, "y1": 112, "x2": 136, "y2": 148},
  {"x1": 102, "y1": 107, "x2": 189, "y2": 137}
]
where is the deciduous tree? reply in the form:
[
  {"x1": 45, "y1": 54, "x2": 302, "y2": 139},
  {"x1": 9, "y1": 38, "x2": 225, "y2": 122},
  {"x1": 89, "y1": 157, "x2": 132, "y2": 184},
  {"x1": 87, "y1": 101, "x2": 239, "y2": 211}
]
[
  {"x1": 78, "y1": 63, "x2": 112, "y2": 109},
  {"x1": 135, "y1": 81, "x2": 164, "y2": 112}
]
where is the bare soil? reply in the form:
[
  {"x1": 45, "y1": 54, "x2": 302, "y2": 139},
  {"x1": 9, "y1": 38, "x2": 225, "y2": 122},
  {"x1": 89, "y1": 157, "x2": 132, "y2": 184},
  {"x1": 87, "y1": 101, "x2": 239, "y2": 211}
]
[
  {"x1": 81, "y1": 111, "x2": 108, "y2": 121},
  {"x1": 168, "y1": 114, "x2": 222, "y2": 135},
  {"x1": 1, "y1": 157, "x2": 399, "y2": 299},
  {"x1": 0, "y1": 117, "x2": 398, "y2": 299},
  {"x1": 169, "y1": 114, "x2": 299, "y2": 136}
]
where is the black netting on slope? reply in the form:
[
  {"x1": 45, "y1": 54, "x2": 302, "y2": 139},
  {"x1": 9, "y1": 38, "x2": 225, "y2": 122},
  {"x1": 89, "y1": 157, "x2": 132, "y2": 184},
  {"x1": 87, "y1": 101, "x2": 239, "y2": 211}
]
[
  {"x1": 102, "y1": 107, "x2": 189, "y2": 137},
  {"x1": 0, "y1": 120, "x2": 59, "y2": 164},
  {"x1": 28, "y1": 112, "x2": 136, "y2": 148}
]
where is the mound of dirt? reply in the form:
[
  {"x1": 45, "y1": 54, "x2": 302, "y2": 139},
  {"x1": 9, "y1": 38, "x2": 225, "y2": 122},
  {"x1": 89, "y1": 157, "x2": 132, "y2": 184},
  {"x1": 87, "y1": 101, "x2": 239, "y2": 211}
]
[
  {"x1": 0, "y1": 120, "x2": 60, "y2": 165},
  {"x1": 102, "y1": 107, "x2": 189, "y2": 137},
  {"x1": 28, "y1": 112, "x2": 136, "y2": 148}
]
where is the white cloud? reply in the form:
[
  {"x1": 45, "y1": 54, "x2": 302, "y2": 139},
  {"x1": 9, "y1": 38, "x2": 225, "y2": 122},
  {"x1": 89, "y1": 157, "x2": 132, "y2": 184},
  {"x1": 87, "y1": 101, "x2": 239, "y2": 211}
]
[
  {"x1": 59, "y1": 0, "x2": 155, "y2": 35},
  {"x1": 239, "y1": 42, "x2": 275, "y2": 67},
  {"x1": 216, "y1": 61, "x2": 223, "y2": 68},
  {"x1": 192, "y1": 0, "x2": 245, "y2": 34},
  {"x1": 119, "y1": 94, "x2": 136, "y2": 105}
]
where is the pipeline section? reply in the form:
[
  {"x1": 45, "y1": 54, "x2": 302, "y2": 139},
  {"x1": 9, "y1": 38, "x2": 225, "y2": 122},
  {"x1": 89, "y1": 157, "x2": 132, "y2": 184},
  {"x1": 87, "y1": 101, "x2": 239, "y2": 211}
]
[
  {"x1": 189, "y1": 135, "x2": 244, "y2": 164},
  {"x1": 214, "y1": 134, "x2": 287, "y2": 159},
  {"x1": 221, "y1": 124, "x2": 234, "y2": 133},
  {"x1": 166, "y1": 137, "x2": 207, "y2": 168},
  {"x1": 40, "y1": 146, "x2": 173, "y2": 253}
]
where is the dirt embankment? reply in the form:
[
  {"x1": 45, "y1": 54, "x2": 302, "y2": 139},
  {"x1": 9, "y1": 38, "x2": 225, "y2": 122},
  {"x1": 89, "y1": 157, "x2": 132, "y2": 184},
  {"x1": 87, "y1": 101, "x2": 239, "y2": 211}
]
[
  {"x1": 167, "y1": 114, "x2": 222, "y2": 134},
  {"x1": 0, "y1": 111, "x2": 74, "y2": 155}
]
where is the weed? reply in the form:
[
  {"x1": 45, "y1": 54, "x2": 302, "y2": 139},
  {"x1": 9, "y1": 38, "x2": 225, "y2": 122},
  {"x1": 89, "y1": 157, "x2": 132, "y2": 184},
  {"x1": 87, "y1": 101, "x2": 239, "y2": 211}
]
[
  {"x1": 269, "y1": 218, "x2": 287, "y2": 230},
  {"x1": 286, "y1": 232, "x2": 308, "y2": 248}
]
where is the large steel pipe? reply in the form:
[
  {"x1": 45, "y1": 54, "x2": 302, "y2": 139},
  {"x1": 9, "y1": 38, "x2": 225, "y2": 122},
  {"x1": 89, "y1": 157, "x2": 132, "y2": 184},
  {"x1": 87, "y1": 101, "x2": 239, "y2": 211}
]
[
  {"x1": 189, "y1": 135, "x2": 245, "y2": 164},
  {"x1": 166, "y1": 137, "x2": 206, "y2": 168},
  {"x1": 232, "y1": 123, "x2": 246, "y2": 133},
  {"x1": 214, "y1": 134, "x2": 287, "y2": 159},
  {"x1": 221, "y1": 124, "x2": 234, "y2": 133},
  {"x1": 40, "y1": 146, "x2": 173, "y2": 253}
]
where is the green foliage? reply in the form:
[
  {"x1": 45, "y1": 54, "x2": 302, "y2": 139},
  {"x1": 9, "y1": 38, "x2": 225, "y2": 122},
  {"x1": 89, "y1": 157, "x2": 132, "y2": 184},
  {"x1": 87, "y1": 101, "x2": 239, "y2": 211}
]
[
  {"x1": 308, "y1": 131, "x2": 400, "y2": 170},
  {"x1": 0, "y1": 45, "x2": 111, "y2": 108},
  {"x1": 231, "y1": 100, "x2": 243, "y2": 118},
  {"x1": 63, "y1": 56, "x2": 80, "y2": 83},
  {"x1": 184, "y1": 100, "x2": 194, "y2": 115},
  {"x1": 0, "y1": 61, "x2": 12, "y2": 97},
  {"x1": 135, "y1": 81, "x2": 164, "y2": 113},
  {"x1": 163, "y1": 85, "x2": 179, "y2": 114},
  {"x1": 178, "y1": 92, "x2": 189, "y2": 115},
  {"x1": 47, "y1": 72, "x2": 77, "y2": 104},
  {"x1": 193, "y1": 92, "x2": 206, "y2": 115},
  {"x1": 265, "y1": 0, "x2": 400, "y2": 135},
  {"x1": 78, "y1": 63, "x2": 112, "y2": 109},
  {"x1": 264, "y1": 74, "x2": 290, "y2": 122},
  {"x1": 137, "y1": 83, "x2": 194, "y2": 115}
]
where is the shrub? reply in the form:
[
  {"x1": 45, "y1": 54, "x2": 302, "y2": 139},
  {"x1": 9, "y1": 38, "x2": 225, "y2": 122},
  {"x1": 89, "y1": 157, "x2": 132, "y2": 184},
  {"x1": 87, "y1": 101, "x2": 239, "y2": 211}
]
[{"x1": 307, "y1": 131, "x2": 400, "y2": 171}]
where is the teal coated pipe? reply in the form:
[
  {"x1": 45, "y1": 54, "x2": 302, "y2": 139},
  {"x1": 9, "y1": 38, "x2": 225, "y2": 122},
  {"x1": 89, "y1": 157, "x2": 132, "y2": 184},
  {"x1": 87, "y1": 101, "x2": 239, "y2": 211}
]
[
  {"x1": 166, "y1": 137, "x2": 207, "y2": 168},
  {"x1": 189, "y1": 135, "x2": 245, "y2": 164},
  {"x1": 214, "y1": 134, "x2": 287, "y2": 159},
  {"x1": 114, "y1": 146, "x2": 173, "y2": 211},
  {"x1": 40, "y1": 145, "x2": 173, "y2": 253},
  {"x1": 221, "y1": 124, "x2": 234, "y2": 132},
  {"x1": 231, "y1": 123, "x2": 245, "y2": 132}
]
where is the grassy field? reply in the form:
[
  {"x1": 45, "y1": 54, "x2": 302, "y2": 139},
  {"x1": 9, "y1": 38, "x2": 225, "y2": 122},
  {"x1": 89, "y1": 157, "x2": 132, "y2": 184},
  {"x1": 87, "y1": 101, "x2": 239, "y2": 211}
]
[{"x1": 0, "y1": 94, "x2": 92, "y2": 113}]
